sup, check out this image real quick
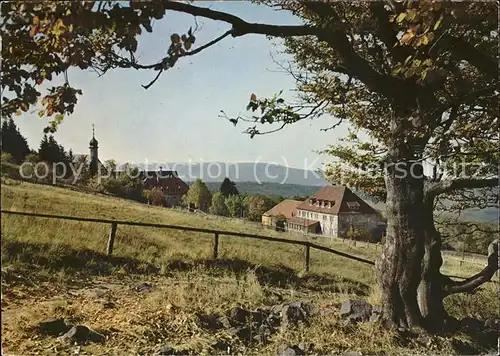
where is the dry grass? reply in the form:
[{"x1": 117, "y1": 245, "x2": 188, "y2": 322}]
[{"x1": 1, "y1": 180, "x2": 498, "y2": 355}]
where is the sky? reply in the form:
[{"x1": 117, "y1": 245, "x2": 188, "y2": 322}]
[{"x1": 14, "y1": 2, "x2": 352, "y2": 170}]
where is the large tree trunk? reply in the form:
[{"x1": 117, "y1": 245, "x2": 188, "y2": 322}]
[
  {"x1": 418, "y1": 192, "x2": 500, "y2": 332},
  {"x1": 417, "y1": 195, "x2": 448, "y2": 331},
  {"x1": 376, "y1": 147, "x2": 425, "y2": 329}
]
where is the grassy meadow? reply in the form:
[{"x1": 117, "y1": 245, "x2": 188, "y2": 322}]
[{"x1": 1, "y1": 178, "x2": 498, "y2": 355}]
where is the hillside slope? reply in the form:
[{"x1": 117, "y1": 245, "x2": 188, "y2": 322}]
[{"x1": 1, "y1": 180, "x2": 496, "y2": 355}]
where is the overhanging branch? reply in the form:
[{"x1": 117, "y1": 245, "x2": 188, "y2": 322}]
[
  {"x1": 162, "y1": 1, "x2": 319, "y2": 37},
  {"x1": 426, "y1": 177, "x2": 498, "y2": 198}
]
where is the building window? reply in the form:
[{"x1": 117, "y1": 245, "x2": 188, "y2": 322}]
[
  {"x1": 347, "y1": 201, "x2": 360, "y2": 210},
  {"x1": 323, "y1": 215, "x2": 327, "y2": 220}
]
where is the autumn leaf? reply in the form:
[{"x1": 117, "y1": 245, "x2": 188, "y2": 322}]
[{"x1": 171, "y1": 33, "x2": 180, "y2": 43}]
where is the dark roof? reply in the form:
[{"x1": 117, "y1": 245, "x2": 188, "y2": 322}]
[
  {"x1": 263, "y1": 200, "x2": 302, "y2": 218},
  {"x1": 287, "y1": 216, "x2": 320, "y2": 227},
  {"x1": 89, "y1": 137, "x2": 98, "y2": 146},
  {"x1": 297, "y1": 186, "x2": 378, "y2": 215},
  {"x1": 141, "y1": 170, "x2": 188, "y2": 195}
]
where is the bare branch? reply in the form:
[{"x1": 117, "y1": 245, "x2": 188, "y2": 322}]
[
  {"x1": 162, "y1": 1, "x2": 319, "y2": 37},
  {"x1": 140, "y1": 29, "x2": 233, "y2": 89},
  {"x1": 142, "y1": 68, "x2": 164, "y2": 89}
]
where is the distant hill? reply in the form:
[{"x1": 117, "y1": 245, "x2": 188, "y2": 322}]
[
  {"x1": 204, "y1": 181, "x2": 321, "y2": 198},
  {"x1": 127, "y1": 162, "x2": 327, "y2": 186}
]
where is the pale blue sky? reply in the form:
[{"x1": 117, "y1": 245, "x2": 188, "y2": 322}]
[{"x1": 15, "y1": 2, "x2": 350, "y2": 170}]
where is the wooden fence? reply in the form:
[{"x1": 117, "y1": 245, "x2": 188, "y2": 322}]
[
  {"x1": 0, "y1": 210, "x2": 374, "y2": 272},
  {"x1": 2, "y1": 209, "x2": 494, "y2": 283}
]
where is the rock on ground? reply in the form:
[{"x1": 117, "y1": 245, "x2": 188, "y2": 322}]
[
  {"x1": 58, "y1": 325, "x2": 105, "y2": 344},
  {"x1": 38, "y1": 318, "x2": 71, "y2": 336},
  {"x1": 277, "y1": 344, "x2": 305, "y2": 356},
  {"x1": 340, "y1": 299, "x2": 373, "y2": 323}
]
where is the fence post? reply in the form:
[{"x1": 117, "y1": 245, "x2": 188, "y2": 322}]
[
  {"x1": 107, "y1": 222, "x2": 118, "y2": 256},
  {"x1": 213, "y1": 233, "x2": 219, "y2": 259},
  {"x1": 304, "y1": 244, "x2": 310, "y2": 272}
]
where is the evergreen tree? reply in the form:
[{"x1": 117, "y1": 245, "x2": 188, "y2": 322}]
[
  {"x1": 1, "y1": 118, "x2": 30, "y2": 163},
  {"x1": 219, "y1": 177, "x2": 239, "y2": 198}
]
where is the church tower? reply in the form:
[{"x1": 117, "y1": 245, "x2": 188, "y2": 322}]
[{"x1": 89, "y1": 124, "x2": 99, "y2": 175}]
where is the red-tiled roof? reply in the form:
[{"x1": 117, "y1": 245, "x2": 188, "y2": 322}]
[
  {"x1": 263, "y1": 200, "x2": 302, "y2": 219},
  {"x1": 287, "y1": 216, "x2": 320, "y2": 227},
  {"x1": 297, "y1": 186, "x2": 377, "y2": 215}
]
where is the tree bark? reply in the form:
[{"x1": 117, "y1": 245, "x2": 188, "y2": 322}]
[
  {"x1": 417, "y1": 195, "x2": 448, "y2": 331},
  {"x1": 418, "y1": 190, "x2": 499, "y2": 332},
  {"x1": 376, "y1": 147, "x2": 425, "y2": 328}
]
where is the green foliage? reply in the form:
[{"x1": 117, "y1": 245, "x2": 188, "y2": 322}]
[
  {"x1": 1, "y1": 119, "x2": 31, "y2": 163},
  {"x1": 183, "y1": 178, "x2": 212, "y2": 211},
  {"x1": 24, "y1": 153, "x2": 40, "y2": 163},
  {"x1": 439, "y1": 221, "x2": 498, "y2": 255},
  {"x1": 219, "y1": 177, "x2": 239, "y2": 198},
  {"x1": 102, "y1": 166, "x2": 144, "y2": 201},
  {"x1": 244, "y1": 195, "x2": 275, "y2": 221},
  {"x1": 1, "y1": 152, "x2": 14, "y2": 164},
  {"x1": 346, "y1": 226, "x2": 371, "y2": 242},
  {"x1": 209, "y1": 192, "x2": 229, "y2": 216},
  {"x1": 224, "y1": 194, "x2": 246, "y2": 218}
]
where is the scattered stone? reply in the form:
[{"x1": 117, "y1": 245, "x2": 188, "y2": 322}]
[
  {"x1": 253, "y1": 324, "x2": 273, "y2": 344},
  {"x1": 211, "y1": 340, "x2": 231, "y2": 354},
  {"x1": 197, "y1": 314, "x2": 224, "y2": 330},
  {"x1": 416, "y1": 335, "x2": 432, "y2": 347},
  {"x1": 134, "y1": 282, "x2": 153, "y2": 293},
  {"x1": 38, "y1": 318, "x2": 71, "y2": 336},
  {"x1": 226, "y1": 326, "x2": 252, "y2": 344},
  {"x1": 58, "y1": 325, "x2": 105, "y2": 344},
  {"x1": 280, "y1": 301, "x2": 316, "y2": 329},
  {"x1": 218, "y1": 316, "x2": 232, "y2": 329},
  {"x1": 277, "y1": 344, "x2": 305, "y2": 356},
  {"x1": 229, "y1": 306, "x2": 252, "y2": 325},
  {"x1": 340, "y1": 300, "x2": 373, "y2": 323}
]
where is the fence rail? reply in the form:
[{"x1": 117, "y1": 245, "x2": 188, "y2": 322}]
[
  {"x1": 2, "y1": 210, "x2": 494, "y2": 283},
  {"x1": 1, "y1": 210, "x2": 374, "y2": 272}
]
